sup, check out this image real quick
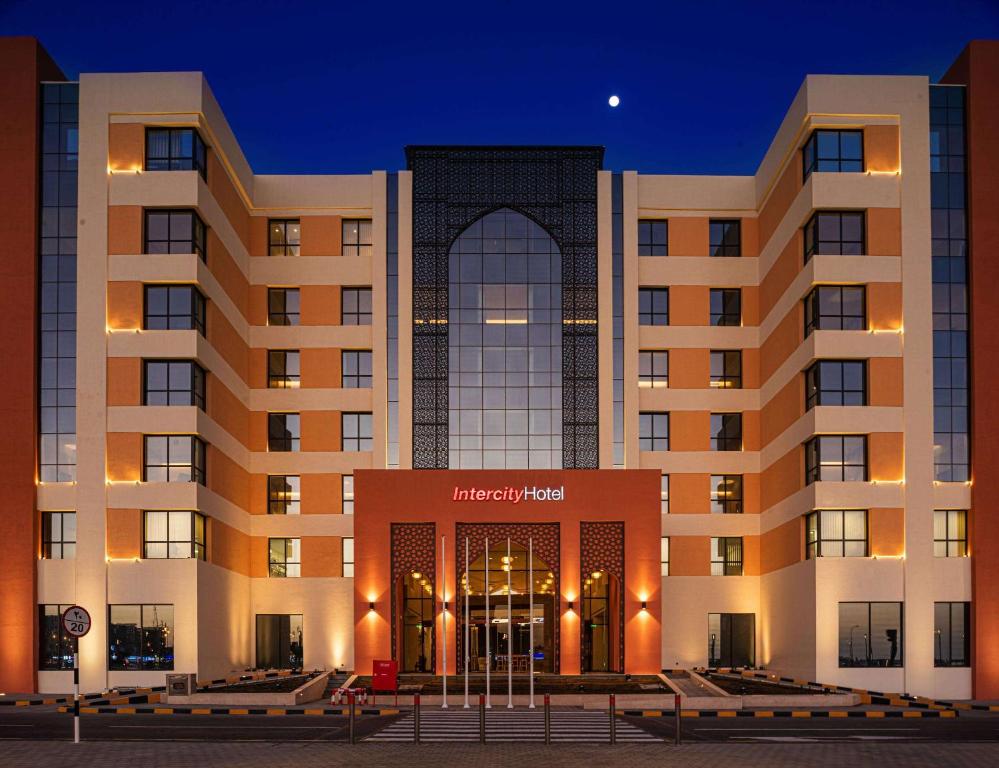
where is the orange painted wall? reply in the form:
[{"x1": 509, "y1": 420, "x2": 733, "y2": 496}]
[
  {"x1": 669, "y1": 286, "x2": 708, "y2": 325},
  {"x1": 211, "y1": 519, "x2": 251, "y2": 576},
  {"x1": 864, "y1": 125, "x2": 900, "y2": 173},
  {"x1": 208, "y1": 447, "x2": 250, "y2": 511},
  {"x1": 301, "y1": 348, "x2": 342, "y2": 388},
  {"x1": 106, "y1": 508, "x2": 142, "y2": 559},
  {"x1": 353, "y1": 470, "x2": 662, "y2": 676},
  {"x1": 868, "y1": 282, "x2": 903, "y2": 331},
  {"x1": 670, "y1": 411, "x2": 709, "y2": 451},
  {"x1": 668, "y1": 536, "x2": 710, "y2": 576},
  {"x1": 107, "y1": 123, "x2": 144, "y2": 171},
  {"x1": 207, "y1": 152, "x2": 250, "y2": 251},
  {"x1": 301, "y1": 474, "x2": 344, "y2": 514},
  {"x1": 867, "y1": 208, "x2": 902, "y2": 257},
  {"x1": 107, "y1": 357, "x2": 141, "y2": 406},
  {"x1": 761, "y1": 446, "x2": 801, "y2": 511},
  {"x1": 667, "y1": 217, "x2": 708, "y2": 256},
  {"x1": 669, "y1": 474, "x2": 709, "y2": 515},
  {"x1": 108, "y1": 205, "x2": 142, "y2": 255},
  {"x1": 301, "y1": 215, "x2": 343, "y2": 256},
  {"x1": 869, "y1": 357, "x2": 904, "y2": 407},
  {"x1": 302, "y1": 286, "x2": 342, "y2": 325},
  {"x1": 758, "y1": 151, "x2": 802, "y2": 250},
  {"x1": 106, "y1": 432, "x2": 143, "y2": 482},
  {"x1": 0, "y1": 37, "x2": 63, "y2": 693},
  {"x1": 207, "y1": 230, "x2": 249, "y2": 319},
  {"x1": 944, "y1": 40, "x2": 999, "y2": 698},
  {"x1": 869, "y1": 507, "x2": 905, "y2": 557},
  {"x1": 668, "y1": 348, "x2": 708, "y2": 388},
  {"x1": 760, "y1": 232, "x2": 802, "y2": 319},
  {"x1": 761, "y1": 517, "x2": 802, "y2": 573},
  {"x1": 107, "y1": 281, "x2": 143, "y2": 330},
  {"x1": 302, "y1": 536, "x2": 344, "y2": 577},
  {"x1": 302, "y1": 411, "x2": 342, "y2": 452},
  {"x1": 868, "y1": 432, "x2": 904, "y2": 482}
]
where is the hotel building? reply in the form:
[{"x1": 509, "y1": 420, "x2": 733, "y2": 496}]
[{"x1": 1, "y1": 36, "x2": 997, "y2": 700}]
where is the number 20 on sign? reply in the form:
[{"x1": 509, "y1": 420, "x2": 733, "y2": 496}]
[{"x1": 62, "y1": 605, "x2": 91, "y2": 638}]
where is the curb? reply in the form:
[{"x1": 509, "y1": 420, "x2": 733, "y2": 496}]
[
  {"x1": 56, "y1": 705, "x2": 400, "y2": 717},
  {"x1": 622, "y1": 709, "x2": 958, "y2": 719}
]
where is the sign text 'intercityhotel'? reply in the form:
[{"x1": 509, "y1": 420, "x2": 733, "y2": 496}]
[{"x1": 452, "y1": 486, "x2": 565, "y2": 504}]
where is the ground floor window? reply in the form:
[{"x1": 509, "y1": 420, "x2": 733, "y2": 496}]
[
  {"x1": 108, "y1": 604, "x2": 174, "y2": 671},
  {"x1": 934, "y1": 602, "x2": 970, "y2": 667},
  {"x1": 255, "y1": 614, "x2": 303, "y2": 669},
  {"x1": 708, "y1": 613, "x2": 755, "y2": 667},
  {"x1": 400, "y1": 572, "x2": 435, "y2": 672},
  {"x1": 838, "y1": 602, "x2": 902, "y2": 667},
  {"x1": 38, "y1": 604, "x2": 77, "y2": 670}
]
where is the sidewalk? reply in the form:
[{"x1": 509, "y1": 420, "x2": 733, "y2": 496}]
[{"x1": 1, "y1": 740, "x2": 996, "y2": 768}]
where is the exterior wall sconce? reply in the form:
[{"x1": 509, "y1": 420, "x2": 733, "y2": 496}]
[
  {"x1": 566, "y1": 600, "x2": 574, "y2": 611},
  {"x1": 368, "y1": 602, "x2": 375, "y2": 611},
  {"x1": 641, "y1": 601, "x2": 648, "y2": 611}
]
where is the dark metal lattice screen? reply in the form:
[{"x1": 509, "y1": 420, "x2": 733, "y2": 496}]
[{"x1": 407, "y1": 146, "x2": 602, "y2": 469}]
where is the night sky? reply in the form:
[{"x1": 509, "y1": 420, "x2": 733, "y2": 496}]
[{"x1": 3, "y1": 0, "x2": 997, "y2": 175}]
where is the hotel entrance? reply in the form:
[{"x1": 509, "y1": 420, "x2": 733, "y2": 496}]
[{"x1": 460, "y1": 540, "x2": 556, "y2": 674}]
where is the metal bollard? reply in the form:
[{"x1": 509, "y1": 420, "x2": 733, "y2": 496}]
[
  {"x1": 414, "y1": 693, "x2": 421, "y2": 744},
  {"x1": 674, "y1": 692, "x2": 682, "y2": 745},
  {"x1": 544, "y1": 693, "x2": 551, "y2": 744},
  {"x1": 479, "y1": 693, "x2": 486, "y2": 743},
  {"x1": 609, "y1": 693, "x2": 616, "y2": 745},
  {"x1": 348, "y1": 691, "x2": 356, "y2": 744}
]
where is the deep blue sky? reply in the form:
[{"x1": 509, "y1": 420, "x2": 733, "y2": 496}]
[{"x1": 3, "y1": 0, "x2": 998, "y2": 174}]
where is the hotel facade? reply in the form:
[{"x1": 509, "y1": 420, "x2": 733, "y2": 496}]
[{"x1": 2, "y1": 36, "x2": 998, "y2": 701}]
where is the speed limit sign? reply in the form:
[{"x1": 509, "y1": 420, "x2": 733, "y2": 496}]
[{"x1": 62, "y1": 605, "x2": 92, "y2": 638}]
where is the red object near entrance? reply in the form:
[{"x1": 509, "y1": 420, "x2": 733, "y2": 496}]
[{"x1": 372, "y1": 659, "x2": 399, "y2": 704}]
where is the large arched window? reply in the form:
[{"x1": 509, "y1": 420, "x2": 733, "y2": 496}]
[{"x1": 448, "y1": 208, "x2": 562, "y2": 469}]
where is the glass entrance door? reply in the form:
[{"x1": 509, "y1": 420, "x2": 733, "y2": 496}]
[{"x1": 460, "y1": 541, "x2": 556, "y2": 673}]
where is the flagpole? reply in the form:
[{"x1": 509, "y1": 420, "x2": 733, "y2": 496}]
[
  {"x1": 463, "y1": 536, "x2": 470, "y2": 708},
  {"x1": 441, "y1": 534, "x2": 448, "y2": 709},
  {"x1": 507, "y1": 537, "x2": 513, "y2": 709},
  {"x1": 485, "y1": 537, "x2": 491, "y2": 708},
  {"x1": 528, "y1": 537, "x2": 535, "y2": 708}
]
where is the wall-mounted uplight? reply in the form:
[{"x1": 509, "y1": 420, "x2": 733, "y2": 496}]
[
  {"x1": 368, "y1": 602, "x2": 375, "y2": 612},
  {"x1": 566, "y1": 600, "x2": 574, "y2": 611},
  {"x1": 641, "y1": 601, "x2": 648, "y2": 611}
]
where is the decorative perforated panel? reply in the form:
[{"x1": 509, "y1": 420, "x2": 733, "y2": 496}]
[{"x1": 407, "y1": 146, "x2": 602, "y2": 469}]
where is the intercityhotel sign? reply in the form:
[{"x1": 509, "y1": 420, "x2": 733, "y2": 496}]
[{"x1": 451, "y1": 485, "x2": 565, "y2": 504}]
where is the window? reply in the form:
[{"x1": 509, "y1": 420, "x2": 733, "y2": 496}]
[
  {"x1": 639, "y1": 412, "x2": 669, "y2": 451},
  {"x1": 711, "y1": 413, "x2": 742, "y2": 451},
  {"x1": 710, "y1": 537, "x2": 743, "y2": 576},
  {"x1": 268, "y1": 350, "x2": 300, "y2": 389},
  {"x1": 805, "y1": 510, "x2": 867, "y2": 558},
  {"x1": 342, "y1": 475, "x2": 354, "y2": 514},
  {"x1": 268, "y1": 475, "x2": 300, "y2": 515},
  {"x1": 710, "y1": 475, "x2": 743, "y2": 515},
  {"x1": 805, "y1": 360, "x2": 866, "y2": 409},
  {"x1": 342, "y1": 537, "x2": 354, "y2": 577},
  {"x1": 41, "y1": 512, "x2": 75, "y2": 559},
  {"x1": 256, "y1": 614, "x2": 303, "y2": 669},
  {"x1": 638, "y1": 219, "x2": 667, "y2": 256},
  {"x1": 934, "y1": 602, "x2": 970, "y2": 667},
  {"x1": 638, "y1": 350, "x2": 668, "y2": 388},
  {"x1": 38, "y1": 605, "x2": 77, "y2": 670},
  {"x1": 805, "y1": 435, "x2": 867, "y2": 483},
  {"x1": 660, "y1": 474, "x2": 669, "y2": 514},
  {"x1": 342, "y1": 219, "x2": 372, "y2": 257},
  {"x1": 145, "y1": 127, "x2": 207, "y2": 179},
  {"x1": 710, "y1": 351, "x2": 742, "y2": 389},
  {"x1": 661, "y1": 537, "x2": 669, "y2": 576},
  {"x1": 342, "y1": 287, "x2": 372, "y2": 325},
  {"x1": 803, "y1": 129, "x2": 863, "y2": 179},
  {"x1": 804, "y1": 211, "x2": 865, "y2": 262},
  {"x1": 804, "y1": 285, "x2": 866, "y2": 336},
  {"x1": 639, "y1": 288, "x2": 669, "y2": 326},
  {"x1": 838, "y1": 602, "x2": 902, "y2": 667},
  {"x1": 144, "y1": 209, "x2": 206, "y2": 260},
  {"x1": 143, "y1": 510, "x2": 206, "y2": 560},
  {"x1": 109, "y1": 604, "x2": 175, "y2": 670},
  {"x1": 341, "y1": 412, "x2": 373, "y2": 451},
  {"x1": 934, "y1": 510, "x2": 968, "y2": 557},
  {"x1": 709, "y1": 219, "x2": 741, "y2": 257},
  {"x1": 267, "y1": 287, "x2": 300, "y2": 326},
  {"x1": 268, "y1": 413, "x2": 300, "y2": 452},
  {"x1": 341, "y1": 350, "x2": 372, "y2": 388},
  {"x1": 710, "y1": 288, "x2": 741, "y2": 326},
  {"x1": 143, "y1": 435, "x2": 206, "y2": 484},
  {"x1": 268, "y1": 538, "x2": 300, "y2": 577},
  {"x1": 144, "y1": 285, "x2": 206, "y2": 335},
  {"x1": 143, "y1": 360, "x2": 206, "y2": 408},
  {"x1": 268, "y1": 219, "x2": 300, "y2": 256}
]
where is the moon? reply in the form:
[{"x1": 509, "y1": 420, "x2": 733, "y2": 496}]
[{"x1": 608, "y1": 95, "x2": 620, "y2": 108}]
